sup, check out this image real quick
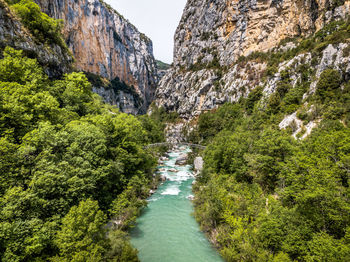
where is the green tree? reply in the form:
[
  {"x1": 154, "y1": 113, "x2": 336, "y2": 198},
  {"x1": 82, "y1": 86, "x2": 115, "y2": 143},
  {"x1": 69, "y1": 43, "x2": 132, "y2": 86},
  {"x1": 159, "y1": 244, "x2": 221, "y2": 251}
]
[
  {"x1": 316, "y1": 69, "x2": 342, "y2": 102},
  {"x1": 10, "y1": 0, "x2": 66, "y2": 47},
  {"x1": 0, "y1": 47, "x2": 163, "y2": 261},
  {"x1": 106, "y1": 230, "x2": 139, "y2": 262},
  {"x1": 0, "y1": 47, "x2": 47, "y2": 86},
  {"x1": 53, "y1": 199, "x2": 107, "y2": 262}
]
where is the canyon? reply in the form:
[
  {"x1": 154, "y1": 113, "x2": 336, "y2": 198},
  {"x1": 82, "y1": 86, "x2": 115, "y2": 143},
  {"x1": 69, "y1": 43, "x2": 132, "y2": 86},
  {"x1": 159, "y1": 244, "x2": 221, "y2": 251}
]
[
  {"x1": 1, "y1": 0, "x2": 350, "y2": 261},
  {"x1": 155, "y1": 0, "x2": 350, "y2": 120}
]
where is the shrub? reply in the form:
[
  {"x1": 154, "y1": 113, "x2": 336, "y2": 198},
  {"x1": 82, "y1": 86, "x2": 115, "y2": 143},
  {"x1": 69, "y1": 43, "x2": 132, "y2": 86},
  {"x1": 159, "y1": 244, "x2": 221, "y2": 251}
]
[
  {"x1": 9, "y1": 0, "x2": 66, "y2": 48},
  {"x1": 267, "y1": 92, "x2": 281, "y2": 114},
  {"x1": 316, "y1": 69, "x2": 342, "y2": 101},
  {"x1": 265, "y1": 65, "x2": 278, "y2": 77},
  {"x1": 281, "y1": 85, "x2": 307, "y2": 113},
  {"x1": 297, "y1": 106, "x2": 309, "y2": 121},
  {"x1": 246, "y1": 86, "x2": 263, "y2": 113}
]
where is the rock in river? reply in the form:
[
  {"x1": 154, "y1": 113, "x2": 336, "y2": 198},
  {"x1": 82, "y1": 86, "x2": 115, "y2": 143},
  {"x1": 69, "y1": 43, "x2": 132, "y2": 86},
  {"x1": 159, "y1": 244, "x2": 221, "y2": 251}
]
[{"x1": 175, "y1": 154, "x2": 188, "y2": 165}]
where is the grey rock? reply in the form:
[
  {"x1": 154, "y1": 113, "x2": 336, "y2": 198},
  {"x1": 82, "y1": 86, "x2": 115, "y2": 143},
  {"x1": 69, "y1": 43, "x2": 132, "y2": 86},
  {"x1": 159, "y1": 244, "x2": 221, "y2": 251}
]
[
  {"x1": 194, "y1": 157, "x2": 204, "y2": 171},
  {"x1": 154, "y1": 0, "x2": 350, "y2": 119},
  {"x1": 187, "y1": 195, "x2": 195, "y2": 201},
  {"x1": 0, "y1": 1, "x2": 73, "y2": 78},
  {"x1": 35, "y1": 0, "x2": 158, "y2": 113},
  {"x1": 175, "y1": 154, "x2": 188, "y2": 165},
  {"x1": 165, "y1": 123, "x2": 186, "y2": 144}
]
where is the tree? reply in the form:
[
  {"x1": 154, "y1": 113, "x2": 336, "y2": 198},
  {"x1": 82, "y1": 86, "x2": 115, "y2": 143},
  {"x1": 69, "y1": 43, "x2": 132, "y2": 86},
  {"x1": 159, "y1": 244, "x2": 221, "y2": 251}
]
[
  {"x1": 10, "y1": 0, "x2": 66, "y2": 47},
  {"x1": 306, "y1": 232, "x2": 350, "y2": 262},
  {"x1": 106, "y1": 230, "x2": 139, "y2": 262},
  {"x1": 316, "y1": 69, "x2": 342, "y2": 101},
  {"x1": 0, "y1": 47, "x2": 47, "y2": 86},
  {"x1": 53, "y1": 199, "x2": 107, "y2": 262},
  {"x1": 0, "y1": 47, "x2": 163, "y2": 261}
]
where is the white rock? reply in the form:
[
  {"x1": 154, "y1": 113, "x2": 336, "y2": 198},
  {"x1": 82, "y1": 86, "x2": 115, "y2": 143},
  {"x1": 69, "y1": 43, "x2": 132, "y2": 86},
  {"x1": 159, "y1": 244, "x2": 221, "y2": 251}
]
[
  {"x1": 194, "y1": 157, "x2": 204, "y2": 171},
  {"x1": 187, "y1": 195, "x2": 195, "y2": 201}
]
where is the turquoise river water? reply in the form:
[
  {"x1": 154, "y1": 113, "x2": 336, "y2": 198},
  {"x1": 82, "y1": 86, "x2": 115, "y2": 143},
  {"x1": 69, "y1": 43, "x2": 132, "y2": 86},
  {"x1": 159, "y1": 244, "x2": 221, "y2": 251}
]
[{"x1": 130, "y1": 147, "x2": 223, "y2": 262}]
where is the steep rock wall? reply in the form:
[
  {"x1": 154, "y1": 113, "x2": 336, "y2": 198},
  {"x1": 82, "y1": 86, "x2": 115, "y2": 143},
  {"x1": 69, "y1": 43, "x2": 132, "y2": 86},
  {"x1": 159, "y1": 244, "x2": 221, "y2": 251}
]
[
  {"x1": 155, "y1": 0, "x2": 350, "y2": 119},
  {"x1": 36, "y1": 0, "x2": 158, "y2": 114},
  {"x1": 0, "y1": 0, "x2": 73, "y2": 77},
  {"x1": 174, "y1": 0, "x2": 348, "y2": 68}
]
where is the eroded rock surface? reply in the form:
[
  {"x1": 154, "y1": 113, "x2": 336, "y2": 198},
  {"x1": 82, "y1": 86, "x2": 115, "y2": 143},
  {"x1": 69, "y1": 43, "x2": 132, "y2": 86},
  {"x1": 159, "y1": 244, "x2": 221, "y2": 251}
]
[
  {"x1": 36, "y1": 0, "x2": 158, "y2": 114},
  {"x1": 0, "y1": 0, "x2": 73, "y2": 77},
  {"x1": 155, "y1": 0, "x2": 350, "y2": 119},
  {"x1": 173, "y1": 0, "x2": 349, "y2": 68}
]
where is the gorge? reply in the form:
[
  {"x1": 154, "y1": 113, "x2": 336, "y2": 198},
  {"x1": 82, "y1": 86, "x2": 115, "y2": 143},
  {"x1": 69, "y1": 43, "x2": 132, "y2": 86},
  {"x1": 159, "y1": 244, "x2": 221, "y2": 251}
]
[{"x1": 0, "y1": 0, "x2": 350, "y2": 261}]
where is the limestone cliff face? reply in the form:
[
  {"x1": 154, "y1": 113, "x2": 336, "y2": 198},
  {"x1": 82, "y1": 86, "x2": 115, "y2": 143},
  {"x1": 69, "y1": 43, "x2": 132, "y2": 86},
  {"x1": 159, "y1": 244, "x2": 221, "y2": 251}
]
[
  {"x1": 174, "y1": 0, "x2": 348, "y2": 68},
  {"x1": 155, "y1": 0, "x2": 350, "y2": 119},
  {"x1": 0, "y1": 0, "x2": 73, "y2": 77},
  {"x1": 36, "y1": 0, "x2": 158, "y2": 114}
]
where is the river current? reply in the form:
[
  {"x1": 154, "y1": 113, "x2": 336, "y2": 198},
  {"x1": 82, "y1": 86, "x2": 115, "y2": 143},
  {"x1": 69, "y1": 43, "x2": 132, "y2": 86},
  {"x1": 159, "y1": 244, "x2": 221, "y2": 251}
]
[{"x1": 130, "y1": 147, "x2": 223, "y2": 262}]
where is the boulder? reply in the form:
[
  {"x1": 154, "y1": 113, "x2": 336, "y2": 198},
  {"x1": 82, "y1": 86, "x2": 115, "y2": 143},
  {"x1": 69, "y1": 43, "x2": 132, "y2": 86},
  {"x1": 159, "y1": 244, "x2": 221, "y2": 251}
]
[
  {"x1": 160, "y1": 175, "x2": 167, "y2": 182},
  {"x1": 194, "y1": 157, "x2": 204, "y2": 171},
  {"x1": 175, "y1": 154, "x2": 188, "y2": 165},
  {"x1": 187, "y1": 195, "x2": 195, "y2": 201}
]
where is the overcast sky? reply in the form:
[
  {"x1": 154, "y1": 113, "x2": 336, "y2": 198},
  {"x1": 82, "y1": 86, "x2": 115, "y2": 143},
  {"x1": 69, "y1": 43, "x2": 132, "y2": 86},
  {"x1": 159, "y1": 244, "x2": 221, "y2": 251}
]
[{"x1": 104, "y1": 0, "x2": 187, "y2": 63}]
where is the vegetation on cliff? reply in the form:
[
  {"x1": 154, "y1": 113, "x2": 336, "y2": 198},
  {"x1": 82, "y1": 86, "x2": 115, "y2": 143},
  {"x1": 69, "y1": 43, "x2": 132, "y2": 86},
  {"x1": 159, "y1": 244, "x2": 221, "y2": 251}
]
[
  {"x1": 85, "y1": 72, "x2": 144, "y2": 110},
  {"x1": 0, "y1": 47, "x2": 164, "y2": 261},
  {"x1": 156, "y1": 60, "x2": 171, "y2": 71},
  {"x1": 189, "y1": 53, "x2": 350, "y2": 261},
  {"x1": 5, "y1": 0, "x2": 67, "y2": 50}
]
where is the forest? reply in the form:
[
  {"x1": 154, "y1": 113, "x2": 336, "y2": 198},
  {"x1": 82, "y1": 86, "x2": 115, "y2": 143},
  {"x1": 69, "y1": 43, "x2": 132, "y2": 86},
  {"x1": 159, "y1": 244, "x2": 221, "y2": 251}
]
[
  {"x1": 0, "y1": 46, "x2": 164, "y2": 261},
  {"x1": 0, "y1": 1, "x2": 167, "y2": 260},
  {"x1": 189, "y1": 63, "x2": 350, "y2": 261}
]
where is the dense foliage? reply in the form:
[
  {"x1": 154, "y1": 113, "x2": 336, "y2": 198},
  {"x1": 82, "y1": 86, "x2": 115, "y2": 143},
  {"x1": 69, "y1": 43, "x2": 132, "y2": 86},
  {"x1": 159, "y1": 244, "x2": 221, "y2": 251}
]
[
  {"x1": 5, "y1": 0, "x2": 67, "y2": 49},
  {"x1": 189, "y1": 62, "x2": 350, "y2": 261},
  {"x1": 85, "y1": 72, "x2": 144, "y2": 110},
  {"x1": 156, "y1": 60, "x2": 171, "y2": 70},
  {"x1": 148, "y1": 103, "x2": 180, "y2": 124},
  {"x1": 0, "y1": 47, "x2": 164, "y2": 261}
]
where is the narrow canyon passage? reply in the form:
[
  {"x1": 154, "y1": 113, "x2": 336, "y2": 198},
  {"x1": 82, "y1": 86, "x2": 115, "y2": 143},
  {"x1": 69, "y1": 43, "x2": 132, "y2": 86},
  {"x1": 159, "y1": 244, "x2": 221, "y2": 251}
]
[{"x1": 130, "y1": 147, "x2": 223, "y2": 262}]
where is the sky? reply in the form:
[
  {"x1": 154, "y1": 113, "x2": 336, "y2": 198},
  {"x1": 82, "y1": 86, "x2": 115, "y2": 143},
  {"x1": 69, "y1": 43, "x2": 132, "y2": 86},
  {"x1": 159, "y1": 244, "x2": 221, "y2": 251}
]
[{"x1": 104, "y1": 0, "x2": 187, "y2": 64}]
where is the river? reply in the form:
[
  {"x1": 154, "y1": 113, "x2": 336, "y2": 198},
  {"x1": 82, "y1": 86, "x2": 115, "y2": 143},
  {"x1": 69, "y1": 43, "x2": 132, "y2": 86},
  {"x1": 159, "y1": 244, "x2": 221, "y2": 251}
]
[{"x1": 130, "y1": 147, "x2": 223, "y2": 262}]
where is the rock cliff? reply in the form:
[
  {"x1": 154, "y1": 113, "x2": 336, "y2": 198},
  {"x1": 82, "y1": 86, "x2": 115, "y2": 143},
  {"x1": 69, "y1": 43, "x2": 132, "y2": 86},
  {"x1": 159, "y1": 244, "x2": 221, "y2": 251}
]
[
  {"x1": 35, "y1": 0, "x2": 158, "y2": 114},
  {"x1": 0, "y1": 0, "x2": 73, "y2": 77},
  {"x1": 155, "y1": 0, "x2": 350, "y2": 119}
]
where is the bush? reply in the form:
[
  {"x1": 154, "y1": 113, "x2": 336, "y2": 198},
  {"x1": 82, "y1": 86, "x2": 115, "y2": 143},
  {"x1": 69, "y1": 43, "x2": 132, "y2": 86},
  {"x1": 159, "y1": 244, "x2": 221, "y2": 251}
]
[
  {"x1": 316, "y1": 69, "x2": 342, "y2": 101},
  {"x1": 9, "y1": 0, "x2": 66, "y2": 48},
  {"x1": 265, "y1": 65, "x2": 278, "y2": 77},
  {"x1": 267, "y1": 92, "x2": 282, "y2": 114},
  {"x1": 149, "y1": 104, "x2": 180, "y2": 124},
  {"x1": 245, "y1": 86, "x2": 263, "y2": 113},
  {"x1": 281, "y1": 85, "x2": 307, "y2": 113}
]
